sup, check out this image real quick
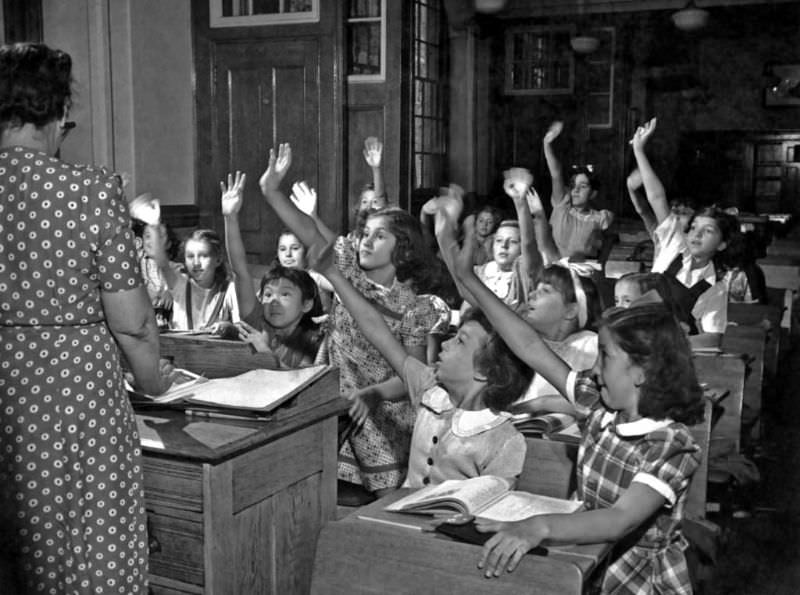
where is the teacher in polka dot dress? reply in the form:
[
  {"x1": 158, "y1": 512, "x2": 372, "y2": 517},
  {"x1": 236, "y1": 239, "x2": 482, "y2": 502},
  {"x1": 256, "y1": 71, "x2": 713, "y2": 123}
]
[{"x1": 0, "y1": 43, "x2": 174, "y2": 594}]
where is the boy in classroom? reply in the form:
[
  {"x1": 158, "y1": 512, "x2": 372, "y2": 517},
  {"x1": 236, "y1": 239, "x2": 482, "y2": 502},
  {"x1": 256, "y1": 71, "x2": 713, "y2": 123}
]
[
  {"x1": 434, "y1": 204, "x2": 703, "y2": 594},
  {"x1": 308, "y1": 229, "x2": 534, "y2": 488},
  {"x1": 220, "y1": 171, "x2": 326, "y2": 368},
  {"x1": 631, "y1": 117, "x2": 740, "y2": 350}
]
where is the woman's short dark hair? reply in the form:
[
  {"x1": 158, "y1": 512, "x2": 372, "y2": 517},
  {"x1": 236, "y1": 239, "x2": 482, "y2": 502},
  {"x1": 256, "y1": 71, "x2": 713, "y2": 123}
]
[
  {"x1": 602, "y1": 303, "x2": 704, "y2": 425},
  {"x1": 0, "y1": 43, "x2": 73, "y2": 129},
  {"x1": 181, "y1": 229, "x2": 229, "y2": 290},
  {"x1": 461, "y1": 307, "x2": 534, "y2": 412},
  {"x1": 258, "y1": 263, "x2": 324, "y2": 323},
  {"x1": 366, "y1": 207, "x2": 434, "y2": 291}
]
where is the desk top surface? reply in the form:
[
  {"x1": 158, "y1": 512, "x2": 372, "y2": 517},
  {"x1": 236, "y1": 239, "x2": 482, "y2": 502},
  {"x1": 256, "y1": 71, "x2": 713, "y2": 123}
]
[{"x1": 135, "y1": 367, "x2": 345, "y2": 463}]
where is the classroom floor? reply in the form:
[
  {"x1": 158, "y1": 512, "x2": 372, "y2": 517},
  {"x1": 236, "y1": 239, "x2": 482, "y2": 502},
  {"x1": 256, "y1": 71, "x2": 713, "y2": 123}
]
[{"x1": 705, "y1": 331, "x2": 800, "y2": 594}]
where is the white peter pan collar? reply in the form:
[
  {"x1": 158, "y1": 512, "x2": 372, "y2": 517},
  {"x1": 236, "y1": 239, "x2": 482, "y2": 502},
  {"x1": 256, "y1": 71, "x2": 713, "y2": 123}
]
[
  {"x1": 451, "y1": 408, "x2": 510, "y2": 437},
  {"x1": 599, "y1": 411, "x2": 673, "y2": 437}
]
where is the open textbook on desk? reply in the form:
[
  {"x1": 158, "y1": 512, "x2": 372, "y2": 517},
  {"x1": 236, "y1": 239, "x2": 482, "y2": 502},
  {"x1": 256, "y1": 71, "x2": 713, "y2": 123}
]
[
  {"x1": 129, "y1": 365, "x2": 329, "y2": 416},
  {"x1": 385, "y1": 475, "x2": 583, "y2": 522}
]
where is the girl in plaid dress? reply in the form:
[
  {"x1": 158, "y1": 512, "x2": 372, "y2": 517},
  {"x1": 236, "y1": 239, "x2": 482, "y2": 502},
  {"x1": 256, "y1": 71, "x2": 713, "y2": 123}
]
[{"x1": 437, "y1": 208, "x2": 704, "y2": 594}]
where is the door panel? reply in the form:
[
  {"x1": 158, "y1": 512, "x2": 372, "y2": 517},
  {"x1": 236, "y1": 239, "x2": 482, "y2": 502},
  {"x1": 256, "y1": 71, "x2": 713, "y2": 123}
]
[{"x1": 213, "y1": 40, "x2": 319, "y2": 262}]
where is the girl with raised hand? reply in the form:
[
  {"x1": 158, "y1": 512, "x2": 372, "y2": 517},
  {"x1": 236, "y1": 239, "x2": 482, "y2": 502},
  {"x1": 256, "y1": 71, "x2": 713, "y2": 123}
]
[
  {"x1": 631, "y1": 117, "x2": 739, "y2": 349},
  {"x1": 543, "y1": 120, "x2": 614, "y2": 260},
  {"x1": 434, "y1": 208, "x2": 703, "y2": 594},
  {"x1": 259, "y1": 143, "x2": 446, "y2": 496},
  {"x1": 308, "y1": 232, "x2": 533, "y2": 489},
  {"x1": 153, "y1": 224, "x2": 238, "y2": 331},
  {"x1": 221, "y1": 171, "x2": 325, "y2": 367}
]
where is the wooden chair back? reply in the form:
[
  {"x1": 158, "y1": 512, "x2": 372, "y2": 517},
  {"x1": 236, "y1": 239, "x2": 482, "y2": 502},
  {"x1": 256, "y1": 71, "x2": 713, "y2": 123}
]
[
  {"x1": 722, "y1": 325, "x2": 766, "y2": 441},
  {"x1": 518, "y1": 437, "x2": 578, "y2": 499},
  {"x1": 692, "y1": 353, "x2": 746, "y2": 458},
  {"x1": 685, "y1": 398, "x2": 713, "y2": 520}
]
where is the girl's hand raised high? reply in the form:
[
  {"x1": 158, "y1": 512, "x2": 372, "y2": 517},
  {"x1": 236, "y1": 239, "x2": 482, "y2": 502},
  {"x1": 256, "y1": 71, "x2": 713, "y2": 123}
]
[
  {"x1": 259, "y1": 143, "x2": 292, "y2": 194},
  {"x1": 543, "y1": 120, "x2": 563, "y2": 145},
  {"x1": 290, "y1": 181, "x2": 318, "y2": 216},
  {"x1": 220, "y1": 171, "x2": 246, "y2": 217},
  {"x1": 503, "y1": 167, "x2": 534, "y2": 201},
  {"x1": 629, "y1": 117, "x2": 657, "y2": 151},
  {"x1": 363, "y1": 136, "x2": 383, "y2": 168}
]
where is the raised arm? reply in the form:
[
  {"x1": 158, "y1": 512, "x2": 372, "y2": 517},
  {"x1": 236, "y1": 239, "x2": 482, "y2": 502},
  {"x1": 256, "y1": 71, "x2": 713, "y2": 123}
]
[
  {"x1": 435, "y1": 209, "x2": 571, "y2": 394},
  {"x1": 149, "y1": 223, "x2": 180, "y2": 290},
  {"x1": 626, "y1": 168, "x2": 658, "y2": 236},
  {"x1": 259, "y1": 143, "x2": 328, "y2": 254},
  {"x1": 290, "y1": 180, "x2": 337, "y2": 245},
  {"x1": 543, "y1": 121, "x2": 567, "y2": 206},
  {"x1": 364, "y1": 136, "x2": 385, "y2": 200},
  {"x1": 503, "y1": 167, "x2": 543, "y2": 284},
  {"x1": 221, "y1": 171, "x2": 258, "y2": 317},
  {"x1": 629, "y1": 118, "x2": 670, "y2": 224},
  {"x1": 308, "y1": 240, "x2": 410, "y2": 376}
]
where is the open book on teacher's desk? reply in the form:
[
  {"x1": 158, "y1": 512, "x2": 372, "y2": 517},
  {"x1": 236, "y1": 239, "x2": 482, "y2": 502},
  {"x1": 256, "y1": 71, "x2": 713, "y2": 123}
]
[
  {"x1": 129, "y1": 365, "x2": 329, "y2": 413},
  {"x1": 385, "y1": 476, "x2": 583, "y2": 523}
]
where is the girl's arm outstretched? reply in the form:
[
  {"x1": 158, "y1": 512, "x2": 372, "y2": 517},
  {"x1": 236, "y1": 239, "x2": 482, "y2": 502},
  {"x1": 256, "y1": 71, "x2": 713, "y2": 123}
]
[
  {"x1": 476, "y1": 483, "x2": 667, "y2": 577},
  {"x1": 364, "y1": 136, "x2": 385, "y2": 201},
  {"x1": 220, "y1": 171, "x2": 258, "y2": 317},
  {"x1": 626, "y1": 168, "x2": 658, "y2": 236},
  {"x1": 503, "y1": 167, "x2": 544, "y2": 282},
  {"x1": 543, "y1": 121, "x2": 567, "y2": 207},
  {"x1": 630, "y1": 118, "x2": 670, "y2": 225},
  {"x1": 308, "y1": 240, "x2": 412, "y2": 378},
  {"x1": 433, "y1": 204, "x2": 570, "y2": 393},
  {"x1": 259, "y1": 143, "x2": 329, "y2": 256}
]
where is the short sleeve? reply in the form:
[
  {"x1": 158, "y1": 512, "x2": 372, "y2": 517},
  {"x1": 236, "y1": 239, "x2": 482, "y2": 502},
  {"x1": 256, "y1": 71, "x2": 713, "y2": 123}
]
[
  {"x1": 400, "y1": 295, "x2": 443, "y2": 347},
  {"x1": 632, "y1": 426, "x2": 701, "y2": 507},
  {"x1": 651, "y1": 214, "x2": 686, "y2": 273},
  {"x1": 481, "y1": 429, "x2": 527, "y2": 483},
  {"x1": 566, "y1": 369, "x2": 601, "y2": 418},
  {"x1": 94, "y1": 175, "x2": 141, "y2": 292},
  {"x1": 597, "y1": 209, "x2": 614, "y2": 230},
  {"x1": 402, "y1": 355, "x2": 438, "y2": 408}
]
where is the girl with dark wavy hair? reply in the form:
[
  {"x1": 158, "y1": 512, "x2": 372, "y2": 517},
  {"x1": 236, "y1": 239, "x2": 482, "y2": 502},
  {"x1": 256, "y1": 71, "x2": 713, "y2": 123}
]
[{"x1": 259, "y1": 143, "x2": 448, "y2": 497}]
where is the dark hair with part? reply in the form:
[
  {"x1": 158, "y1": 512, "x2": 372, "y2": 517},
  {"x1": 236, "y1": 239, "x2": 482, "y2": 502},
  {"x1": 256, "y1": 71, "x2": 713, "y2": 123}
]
[
  {"x1": 0, "y1": 43, "x2": 73, "y2": 130},
  {"x1": 686, "y1": 206, "x2": 741, "y2": 278},
  {"x1": 601, "y1": 303, "x2": 704, "y2": 425},
  {"x1": 461, "y1": 307, "x2": 535, "y2": 412}
]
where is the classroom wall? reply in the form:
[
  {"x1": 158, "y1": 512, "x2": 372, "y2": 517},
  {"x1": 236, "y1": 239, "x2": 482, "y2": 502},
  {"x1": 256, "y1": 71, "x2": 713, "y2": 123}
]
[{"x1": 41, "y1": 0, "x2": 195, "y2": 206}]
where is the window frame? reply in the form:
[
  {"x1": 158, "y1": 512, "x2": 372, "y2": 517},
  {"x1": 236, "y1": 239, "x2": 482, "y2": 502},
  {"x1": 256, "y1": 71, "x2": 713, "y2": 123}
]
[
  {"x1": 209, "y1": 0, "x2": 319, "y2": 28},
  {"x1": 504, "y1": 24, "x2": 575, "y2": 96},
  {"x1": 346, "y1": 0, "x2": 387, "y2": 83}
]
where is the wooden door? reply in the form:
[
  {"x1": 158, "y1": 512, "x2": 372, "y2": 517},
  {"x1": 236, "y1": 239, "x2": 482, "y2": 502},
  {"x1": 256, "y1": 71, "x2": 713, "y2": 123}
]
[
  {"x1": 193, "y1": 3, "x2": 344, "y2": 265},
  {"x1": 212, "y1": 39, "x2": 319, "y2": 262}
]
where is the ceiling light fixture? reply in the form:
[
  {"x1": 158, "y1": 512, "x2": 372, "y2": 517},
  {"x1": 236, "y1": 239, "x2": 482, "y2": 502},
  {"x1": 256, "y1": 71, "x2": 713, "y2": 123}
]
[{"x1": 672, "y1": 0, "x2": 709, "y2": 32}]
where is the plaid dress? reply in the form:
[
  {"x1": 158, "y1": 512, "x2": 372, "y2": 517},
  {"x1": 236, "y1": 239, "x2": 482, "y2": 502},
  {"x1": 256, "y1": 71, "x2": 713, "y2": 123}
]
[
  {"x1": 325, "y1": 236, "x2": 445, "y2": 491},
  {"x1": 570, "y1": 371, "x2": 701, "y2": 594}
]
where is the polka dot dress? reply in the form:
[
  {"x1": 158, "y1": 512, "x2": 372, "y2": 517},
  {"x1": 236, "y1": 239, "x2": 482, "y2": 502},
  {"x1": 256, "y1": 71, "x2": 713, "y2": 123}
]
[{"x1": 0, "y1": 147, "x2": 148, "y2": 593}]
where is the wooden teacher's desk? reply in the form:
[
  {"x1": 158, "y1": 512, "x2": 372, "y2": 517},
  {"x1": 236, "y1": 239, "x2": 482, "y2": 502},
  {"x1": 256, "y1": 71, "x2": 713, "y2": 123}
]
[
  {"x1": 136, "y1": 361, "x2": 344, "y2": 594},
  {"x1": 312, "y1": 489, "x2": 610, "y2": 595}
]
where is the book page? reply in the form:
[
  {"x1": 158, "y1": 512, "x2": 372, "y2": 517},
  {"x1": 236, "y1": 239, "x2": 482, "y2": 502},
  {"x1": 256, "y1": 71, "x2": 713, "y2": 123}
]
[
  {"x1": 185, "y1": 365, "x2": 327, "y2": 411},
  {"x1": 385, "y1": 476, "x2": 511, "y2": 515},
  {"x1": 127, "y1": 368, "x2": 207, "y2": 404},
  {"x1": 477, "y1": 491, "x2": 583, "y2": 522}
]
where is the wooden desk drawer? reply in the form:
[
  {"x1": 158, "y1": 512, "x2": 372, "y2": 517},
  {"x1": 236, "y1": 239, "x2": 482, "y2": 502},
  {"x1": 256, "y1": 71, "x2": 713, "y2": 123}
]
[
  {"x1": 148, "y1": 509, "x2": 205, "y2": 586},
  {"x1": 144, "y1": 457, "x2": 203, "y2": 512}
]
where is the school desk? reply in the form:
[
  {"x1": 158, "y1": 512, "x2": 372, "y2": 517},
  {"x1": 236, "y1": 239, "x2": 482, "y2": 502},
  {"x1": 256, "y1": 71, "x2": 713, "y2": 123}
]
[
  {"x1": 135, "y1": 366, "x2": 345, "y2": 594},
  {"x1": 723, "y1": 324, "x2": 767, "y2": 441},
  {"x1": 693, "y1": 353, "x2": 746, "y2": 459},
  {"x1": 311, "y1": 489, "x2": 611, "y2": 595}
]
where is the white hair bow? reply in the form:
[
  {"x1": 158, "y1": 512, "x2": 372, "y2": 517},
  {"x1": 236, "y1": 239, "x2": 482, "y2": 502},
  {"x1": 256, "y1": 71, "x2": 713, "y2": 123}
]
[{"x1": 556, "y1": 257, "x2": 600, "y2": 328}]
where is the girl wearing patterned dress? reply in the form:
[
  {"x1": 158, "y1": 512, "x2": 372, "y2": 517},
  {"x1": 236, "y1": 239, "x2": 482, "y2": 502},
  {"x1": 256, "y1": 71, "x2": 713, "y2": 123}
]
[
  {"x1": 437, "y1": 210, "x2": 703, "y2": 594},
  {"x1": 260, "y1": 143, "x2": 446, "y2": 495},
  {"x1": 0, "y1": 42, "x2": 174, "y2": 594}
]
